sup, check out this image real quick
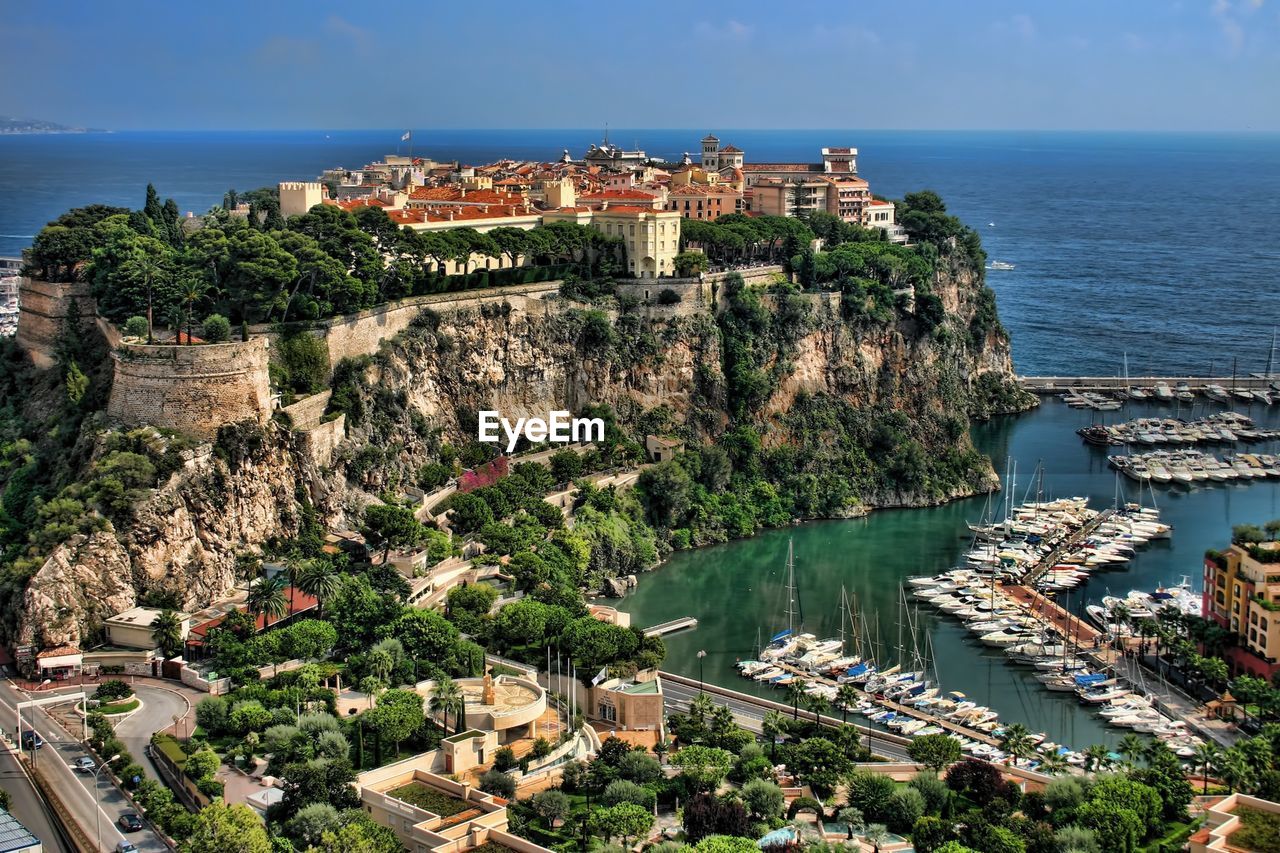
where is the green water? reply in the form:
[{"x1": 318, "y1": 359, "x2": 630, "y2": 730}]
[{"x1": 618, "y1": 399, "x2": 1280, "y2": 750}]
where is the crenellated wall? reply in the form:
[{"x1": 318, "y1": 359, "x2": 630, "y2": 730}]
[
  {"x1": 15, "y1": 277, "x2": 98, "y2": 369},
  {"x1": 106, "y1": 339, "x2": 272, "y2": 438}
]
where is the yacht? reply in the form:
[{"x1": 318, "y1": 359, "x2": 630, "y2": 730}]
[{"x1": 987, "y1": 260, "x2": 1015, "y2": 271}]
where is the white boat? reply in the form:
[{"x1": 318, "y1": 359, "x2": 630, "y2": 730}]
[
  {"x1": 987, "y1": 260, "x2": 1015, "y2": 270},
  {"x1": 1153, "y1": 382, "x2": 1174, "y2": 401}
]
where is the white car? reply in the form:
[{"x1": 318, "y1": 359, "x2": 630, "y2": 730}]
[{"x1": 72, "y1": 756, "x2": 96, "y2": 773}]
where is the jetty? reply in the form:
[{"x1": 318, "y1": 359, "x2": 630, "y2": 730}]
[
  {"x1": 643, "y1": 616, "x2": 698, "y2": 637},
  {"x1": 1021, "y1": 507, "x2": 1114, "y2": 586},
  {"x1": 1018, "y1": 375, "x2": 1277, "y2": 394}
]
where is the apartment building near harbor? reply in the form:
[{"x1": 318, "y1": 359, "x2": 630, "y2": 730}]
[{"x1": 1204, "y1": 540, "x2": 1280, "y2": 679}]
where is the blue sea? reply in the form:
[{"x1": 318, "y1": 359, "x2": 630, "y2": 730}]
[{"x1": 2, "y1": 129, "x2": 1278, "y2": 376}]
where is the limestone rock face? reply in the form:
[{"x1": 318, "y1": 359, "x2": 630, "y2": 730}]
[{"x1": 19, "y1": 532, "x2": 135, "y2": 648}]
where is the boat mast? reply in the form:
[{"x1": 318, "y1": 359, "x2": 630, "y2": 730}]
[
  {"x1": 784, "y1": 538, "x2": 798, "y2": 636},
  {"x1": 1268, "y1": 328, "x2": 1278, "y2": 379}
]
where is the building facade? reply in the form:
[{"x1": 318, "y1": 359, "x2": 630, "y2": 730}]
[{"x1": 1204, "y1": 541, "x2": 1280, "y2": 679}]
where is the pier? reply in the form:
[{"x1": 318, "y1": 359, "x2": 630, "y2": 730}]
[
  {"x1": 643, "y1": 616, "x2": 698, "y2": 637},
  {"x1": 1018, "y1": 375, "x2": 1277, "y2": 394},
  {"x1": 1021, "y1": 507, "x2": 1114, "y2": 586}
]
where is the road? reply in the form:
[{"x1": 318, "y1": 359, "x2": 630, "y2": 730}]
[
  {"x1": 117, "y1": 686, "x2": 189, "y2": 784},
  {"x1": 660, "y1": 677, "x2": 914, "y2": 762},
  {"x1": 0, "y1": 741, "x2": 71, "y2": 852},
  {"x1": 0, "y1": 678, "x2": 170, "y2": 852}
]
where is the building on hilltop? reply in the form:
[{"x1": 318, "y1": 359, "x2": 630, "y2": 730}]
[
  {"x1": 1204, "y1": 539, "x2": 1280, "y2": 679},
  {"x1": 543, "y1": 205, "x2": 682, "y2": 278}
]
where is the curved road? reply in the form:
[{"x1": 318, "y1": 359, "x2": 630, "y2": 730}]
[{"x1": 117, "y1": 685, "x2": 189, "y2": 783}]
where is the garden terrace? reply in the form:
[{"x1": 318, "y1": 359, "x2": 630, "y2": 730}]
[{"x1": 389, "y1": 782, "x2": 472, "y2": 817}]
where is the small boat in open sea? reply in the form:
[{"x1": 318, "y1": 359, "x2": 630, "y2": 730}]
[{"x1": 987, "y1": 260, "x2": 1015, "y2": 271}]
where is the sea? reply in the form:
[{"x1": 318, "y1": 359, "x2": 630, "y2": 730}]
[{"x1": 4, "y1": 129, "x2": 1280, "y2": 748}]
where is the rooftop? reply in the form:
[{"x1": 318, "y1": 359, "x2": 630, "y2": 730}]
[{"x1": 0, "y1": 809, "x2": 39, "y2": 852}]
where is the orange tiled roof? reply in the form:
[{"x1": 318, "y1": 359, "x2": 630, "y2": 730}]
[
  {"x1": 742, "y1": 163, "x2": 822, "y2": 172},
  {"x1": 37, "y1": 645, "x2": 81, "y2": 658},
  {"x1": 578, "y1": 189, "x2": 659, "y2": 201}
]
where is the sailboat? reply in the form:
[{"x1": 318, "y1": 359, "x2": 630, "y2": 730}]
[{"x1": 759, "y1": 539, "x2": 801, "y2": 661}]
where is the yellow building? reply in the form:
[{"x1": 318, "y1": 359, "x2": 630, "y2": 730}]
[
  {"x1": 543, "y1": 206, "x2": 682, "y2": 279},
  {"x1": 1204, "y1": 540, "x2": 1280, "y2": 679}
]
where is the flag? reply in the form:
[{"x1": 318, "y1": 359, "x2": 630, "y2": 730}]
[
  {"x1": 591, "y1": 666, "x2": 608, "y2": 686},
  {"x1": 401, "y1": 131, "x2": 411, "y2": 142}
]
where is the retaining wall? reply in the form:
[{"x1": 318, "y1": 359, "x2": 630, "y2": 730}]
[
  {"x1": 107, "y1": 338, "x2": 272, "y2": 439},
  {"x1": 15, "y1": 277, "x2": 99, "y2": 369}
]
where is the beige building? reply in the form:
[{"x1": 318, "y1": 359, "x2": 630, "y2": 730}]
[
  {"x1": 543, "y1": 206, "x2": 682, "y2": 279},
  {"x1": 666, "y1": 184, "x2": 741, "y2": 221},
  {"x1": 823, "y1": 175, "x2": 871, "y2": 223},
  {"x1": 1205, "y1": 540, "x2": 1280, "y2": 680},
  {"x1": 752, "y1": 177, "x2": 832, "y2": 218},
  {"x1": 1190, "y1": 793, "x2": 1280, "y2": 852},
  {"x1": 104, "y1": 606, "x2": 191, "y2": 651},
  {"x1": 357, "y1": 762, "x2": 554, "y2": 853},
  {"x1": 589, "y1": 672, "x2": 664, "y2": 733}
]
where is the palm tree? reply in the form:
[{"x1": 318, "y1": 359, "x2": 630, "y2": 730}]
[
  {"x1": 1194, "y1": 741, "x2": 1221, "y2": 794},
  {"x1": 1218, "y1": 746, "x2": 1254, "y2": 794},
  {"x1": 247, "y1": 573, "x2": 288, "y2": 625},
  {"x1": 835, "y1": 684, "x2": 860, "y2": 725},
  {"x1": 1000, "y1": 723, "x2": 1035, "y2": 765},
  {"x1": 122, "y1": 250, "x2": 166, "y2": 344},
  {"x1": 836, "y1": 807, "x2": 864, "y2": 841},
  {"x1": 1038, "y1": 750, "x2": 1069, "y2": 775},
  {"x1": 177, "y1": 275, "x2": 207, "y2": 344},
  {"x1": 295, "y1": 560, "x2": 341, "y2": 618},
  {"x1": 429, "y1": 676, "x2": 460, "y2": 736},
  {"x1": 652, "y1": 739, "x2": 670, "y2": 764},
  {"x1": 862, "y1": 823, "x2": 889, "y2": 853},
  {"x1": 1082, "y1": 743, "x2": 1113, "y2": 773},
  {"x1": 804, "y1": 693, "x2": 828, "y2": 725},
  {"x1": 1117, "y1": 733, "x2": 1146, "y2": 768},
  {"x1": 152, "y1": 608, "x2": 184, "y2": 658},
  {"x1": 785, "y1": 680, "x2": 807, "y2": 720},
  {"x1": 762, "y1": 710, "x2": 786, "y2": 761}
]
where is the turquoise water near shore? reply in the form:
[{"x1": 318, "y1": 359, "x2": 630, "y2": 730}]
[{"x1": 619, "y1": 399, "x2": 1280, "y2": 749}]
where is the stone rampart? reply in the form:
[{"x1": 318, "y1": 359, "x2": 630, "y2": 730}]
[
  {"x1": 106, "y1": 338, "x2": 272, "y2": 439},
  {"x1": 15, "y1": 277, "x2": 98, "y2": 369}
]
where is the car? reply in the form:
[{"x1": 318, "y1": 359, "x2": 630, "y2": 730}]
[
  {"x1": 72, "y1": 756, "x2": 96, "y2": 773},
  {"x1": 117, "y1": 813, "x2": 143, "y2": 832},
  {"x1": 115, "y1": 842, "x2": 138, "y2": 853},
  {"x1": 19, "y1": 731, "x2": 43, "y2": 750}
]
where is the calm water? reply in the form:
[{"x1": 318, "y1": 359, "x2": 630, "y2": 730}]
[
  {"x1": 620, "y1": 398, "x2": 1280, "y2": 749},
  {"x1": 2, "y1": 129, "x2": 1279, "y2": 375}
]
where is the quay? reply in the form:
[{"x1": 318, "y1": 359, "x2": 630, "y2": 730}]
[
  {"x1": 1001, "y1": 584, "x2": 1239, "y2": 747},
  {"x1": 763, "y1": 660, "x2": 1005, "y2": 749},
  {"x1": 1018, "y1": 375, "x2": 1277, "y2": 394},
  {"x1": 1022, "y1": 507, "x2": 1114, "y2": 586},
  {"x1": 643, "y1": 616, "x2": 698, "y2": 637}
]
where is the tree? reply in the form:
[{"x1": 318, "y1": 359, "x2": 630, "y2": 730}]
[
  {"x1": 742, "y1": 778, "x2": 784, "y2": 820},
  {"x1": 531, "y1": 789, "x2": 571, "y2": 825},
  {"x1": 761, "y1": 710, "x2": 786, "y2": 760},
  {"x1": 846, "y1": 770, "x2": 897, "y2": 823},
  {"x1": 908, "y1": 734, "x2": 962, "y2": 772},
  {"x1": 863, "y1": 824, "x2": 891, "y2": 853},
  {"x1": 429, "y1": 676, "x2": 461, "y2": 735},
  {"x1": 591, "y1": 802, "x2": 654, "y2": 846},
  {"x1": 785, "y1": 679, "x2": 807, "y2": 720},
  {"x1": 693, "y1": 837, "x2": 757, "y2": 853},
  {"x1": 289, "y1": 802, "x2": 341, "y2": 848},
  {"x1": 999, "y1": 723, "x2": 1036, "y2": 764},
  {"x1": 479, "y1": 769, "x2": 516, "y2": 799},
  {"x1": 835, "y1": 683, "x2": 861, "y2": 724},
  {"x1": 247, "y1": 573, "x2": 288, "y2": 624},
  {"x1": 884, "y1": 787, "x2": 927, "y2": 834},
  {"x1": 1195, "y1": 740, "x2": 1221, "y2": 794},
  {"x1": 1116, "y1": 733, "x2": 1146, "y2": 768},
  {"x1": 671, "y1": 745, "x2": 734, "y2": 794},
  {"x1": 790, "y1": 737, "x2": 850, "y2": 800},
  {"x1": 363, "y1": 689, "x2": 424, "y2": 758},
  {"x1": 296, "y1": 560, "x2": 342, "y2": 617},
  {"x1": 674, "y1": 251, "x2": 709, "y2": 277},
  {"x1": 362, "y1": 503, "x2": 425, "y2": 564},
  {"x1": 152, "y1": 608, "x2": 184, "y2": 658},
  {"x1": 187, "y1": 801, "x2": 272, "y2": 853},
  {"x1": 1081, "y1": 743, "x2": 1113, "y2": 773}
]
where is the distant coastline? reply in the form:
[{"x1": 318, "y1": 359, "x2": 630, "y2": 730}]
[{"x1": 0, "y1": 116, "x2": 108, "y2": 135}]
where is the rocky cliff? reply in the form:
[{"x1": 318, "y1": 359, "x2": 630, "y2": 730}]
[{"x1": 10, "y1": 260, "x2": 1032, "y2": 648}]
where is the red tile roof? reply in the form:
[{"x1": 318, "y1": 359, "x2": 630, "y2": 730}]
[
  {"x1": 578, "y1": 189, "x2": 660, "y2": 201},
  {"x1": 186, "y1": 588, "x2": 319, "y2": 645},
  {"x1": 719, "y1": 144, "x2": 742, "y2": 153},
  {"x1": 742, "y1": 163, "x2": 823, "y2": 172},
  {"x1": 36, "y1": 645, "x2": 81, "y2": 658}
]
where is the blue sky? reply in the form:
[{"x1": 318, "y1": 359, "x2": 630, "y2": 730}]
[{"x1": 2, "y1": 0, "x2": 1277, "y2": 131}]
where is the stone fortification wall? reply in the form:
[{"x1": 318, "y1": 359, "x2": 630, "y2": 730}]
[
  {"x1": 15, "y1": 277, "x2": 98, "y2": 369},
  {"x1": 107, "y1": 338, "x2": 272, "y2": 439},
  {"x1": 252, "y1": 280, "x2": 564, "y2": 369}
]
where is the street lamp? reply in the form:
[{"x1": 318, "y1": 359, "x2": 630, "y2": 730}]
[
  {"x1": 95, "y1": 753, "x2": 121, "y2": 852},
  {"x1": 696, "y1": 650, "x2": 707, "y2": 693}
]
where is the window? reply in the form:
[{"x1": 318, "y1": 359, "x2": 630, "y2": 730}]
[{"x1": 629, "y1": 224, "x2": 635, "y2": 236}]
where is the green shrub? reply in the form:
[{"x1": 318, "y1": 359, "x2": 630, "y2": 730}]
[
  {"x1": 201, "y1": 314, "x2": 231, "y2": 343},
  {"x1": 124, "y1": 316, "x2": 148, "y2": 338}
]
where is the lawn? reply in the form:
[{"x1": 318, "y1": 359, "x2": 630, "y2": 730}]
[
  {"x1": 98, "y1": 698, "x2": 141, "y2": 715},
  {"x1": 1140, "y1": 818, "x2": 1200, "y2": 853},
  {"x1": 1231, "y1": 805, "x2": 1280, "y2": 853},
  {"x1": 388, "y1": 782, "x2": 471, "y2": 816}
]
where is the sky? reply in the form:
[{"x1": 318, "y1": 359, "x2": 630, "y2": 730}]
[{"x1": 1, "y1": 0, "x2": 1278, "y2": 132}]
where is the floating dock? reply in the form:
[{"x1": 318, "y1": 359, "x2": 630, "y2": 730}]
[
  {"x1": 1019, "y1": 375, "x2": 1277, "y2": 394},
  {"x1": 643, "y1": 616, "x2": 698, "y2": 637}
]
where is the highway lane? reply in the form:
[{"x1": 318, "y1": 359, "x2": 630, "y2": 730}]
[
  {"x1": 660, "y1": 678, "x2": 914, "y2": 762},
  {"x1": 0, "y1": 679, "x2": 169, "y2": 852},
  {"x1": 0, "y1": 741, "x2": 71, "y2": 852}
]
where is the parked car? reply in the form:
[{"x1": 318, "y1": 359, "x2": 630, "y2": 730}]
[
  {"x1": 117, "y1": 813, "x2": 143, "y2": 832},
  {"x1": 72, "y1": 756, "x2": 96, "y2": 773},
  {"x1": 115, "y1": 842, "x2": 138, "y2": 853},
  {"x1": 20, "y1": 731, "x2": 43, "y2": 750}
]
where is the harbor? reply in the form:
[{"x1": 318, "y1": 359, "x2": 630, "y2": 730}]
[{"x1": 620, "y1": 398, "x2": 1280, "y2": 753}]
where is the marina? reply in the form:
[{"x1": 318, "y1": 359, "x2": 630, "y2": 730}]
[{"x1": 620, "y1": 399, "x2": 1280, "y2": 753}]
